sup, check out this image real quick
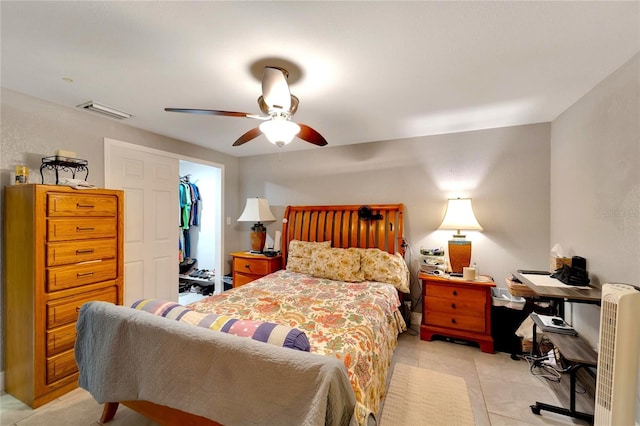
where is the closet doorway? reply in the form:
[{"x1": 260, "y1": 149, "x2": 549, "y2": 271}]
[
  {"x1": 178, "y1": 160, "x2": 222, "y2": 304},
  {"x1": 105, "y1": 138, "x2": 223, "y2": 306}
]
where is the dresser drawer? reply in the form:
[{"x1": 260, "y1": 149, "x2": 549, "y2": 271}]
[
  {"x1": 46, "y1": 323, "x2": 76, "y2": 357},
  {"x1": 425, "y1": 311, "x2": 486, "y2": 333},
  {"x1": 46, "y1": 286, "x2": 118, "y2": 329},
  {"x1": 46, "y1": 349, "x2": 77, "y2": 384},
  {"x1": 47, "y1": 259, "x2": 117, "y2": 292},
  {"x1": 47, "y1": 239, "x2": 116, "y2": 266},
  {"x1": 233, "y1": 257, "x2": 271, "y2": 275},
  {"x1": 47, "y1": 193, "x2": 117, "y2": 217},
  {"x1": 425, "y1": 295, "x2": 485, "y2": 317},
  {"x1": 426, "y1": 282, "x2": 486, "y2": 303},
  {"x1": 47, "y1": 218, "x2": 117, "y2": 241}
]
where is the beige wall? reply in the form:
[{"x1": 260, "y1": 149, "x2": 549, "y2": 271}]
[
  {"x1": 0, "y1": 88, "x2": 243, "y2": 377},
  {"x1": 2, "y1": 51, "x2": 636, "y2": 400},
  {"x1": 238, "y1": 123, "x2": 552, "y2": 306},
  {"x1": 550, "y1": 54, "x2": 639, "y2": 418}
]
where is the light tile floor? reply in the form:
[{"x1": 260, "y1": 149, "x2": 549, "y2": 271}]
[{"x1": 1, "y1": 327, "x2": 592, "y2": 425}]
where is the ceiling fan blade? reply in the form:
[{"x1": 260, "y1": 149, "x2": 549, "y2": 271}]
[
  {"x1": 232, "y1": 127, "x2": 263, "y2": 146},
  {"x1": 297, "y1": 124, "x2": 328, "y2": 146},
  {"x1": 165, "y1": 108, "x2": 261, "y2": 119},
  {"x1": 262, "y1": 67, "x2": 291, "y2": 111}
]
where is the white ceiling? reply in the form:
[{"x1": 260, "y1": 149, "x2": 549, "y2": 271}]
[{"x1": 2, "y1": 1, "x2": 638, "y2": 157}]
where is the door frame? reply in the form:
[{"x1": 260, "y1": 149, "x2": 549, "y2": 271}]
[{"x1": 104, "y1": 138, "x2": 225, "y2": 295}]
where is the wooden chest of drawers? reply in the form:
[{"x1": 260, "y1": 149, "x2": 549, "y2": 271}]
[
  {"x1": 419, "y1": 272, "x2": 495, "y2": 353},
  {"x1": 230, "y1": 252, "x2": 282, "y2": 288},
  {"x1": 4, "y1": 184, "x2": 124, "y2": 407}
]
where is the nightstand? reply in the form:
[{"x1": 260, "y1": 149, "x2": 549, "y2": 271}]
[
  {"x1": 419, "y1": 272, "x2": 496, "y2": 353},
  {"x1": 230, "y1": 252, "x2": 282, "y2": 288}
]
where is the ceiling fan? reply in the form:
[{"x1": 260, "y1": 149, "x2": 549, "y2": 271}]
[{"x1": 165, "y1": 66, "x2": 328, "y2": 148}]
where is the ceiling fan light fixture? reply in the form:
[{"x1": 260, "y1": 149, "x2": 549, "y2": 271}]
[{"x1": 259, "y1": 118, "x2": 300, "y2": 147}]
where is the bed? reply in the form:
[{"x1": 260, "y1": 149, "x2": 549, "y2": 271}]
[{"x1": 76, "y1": 204, "x2": 407, "y2": 426}]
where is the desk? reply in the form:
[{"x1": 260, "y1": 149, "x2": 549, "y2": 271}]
[
  {"x1": 530, "y1": 314, "x2": 597, "y2": 422},
  {"x1": 513, "y1": 271, "x2": 601, "y2": 318}
]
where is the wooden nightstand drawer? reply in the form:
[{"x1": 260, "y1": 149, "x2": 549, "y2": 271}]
[
  {"x1": 230, "y1": 252, "x2": 282, "y2": 288},
  {"x1": 233, "y1": 257, "x2": 271, "y2": 275},
  {"x1": 426, "y1": 282, "x2": 486, "y2": 302},
  {"x1": 234, "y1": 272, "x2": 259, "y2": 287},
  {"x1": 47, "y1": 193, "x2": 117, "y2": 217},
  {"x1": 425, "y1": 311, "x2": 486, "y2": 333},
  {"x1": 425, "y1": 295, "x2": 485, "y2": 316}
]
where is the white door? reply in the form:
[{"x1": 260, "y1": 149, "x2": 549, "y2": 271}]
[{"x1": 105, "y1": 139, "x2": 179, "y2": 305}]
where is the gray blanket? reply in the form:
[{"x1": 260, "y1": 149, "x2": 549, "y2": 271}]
[{"x1": 76, "y1": 302, "x2": 357, "y2": 426}]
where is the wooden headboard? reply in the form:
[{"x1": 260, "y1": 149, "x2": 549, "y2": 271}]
[{"x1": 281, "y1": 204, "x2": 405, "y2": 266}]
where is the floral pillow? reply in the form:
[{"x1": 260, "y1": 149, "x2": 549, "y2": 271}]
[
  {"x1": 286, "y1": 240, "x2": 331, "y2": 274},
  {"x1": 359, "y1": 248, "x2": 410, "y2": 293},
  {"x1": 309, "y1": 247, "x2": 364, "y2": 282}
]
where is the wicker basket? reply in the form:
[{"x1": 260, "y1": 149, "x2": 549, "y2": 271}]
[{"x1": 505, "y1": 277, "x2": 537, "y2": 298}]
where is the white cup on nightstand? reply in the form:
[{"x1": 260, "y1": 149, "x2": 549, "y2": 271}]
[{"x1": 463, "y1": 267, "x2": 477, "y2": 281}]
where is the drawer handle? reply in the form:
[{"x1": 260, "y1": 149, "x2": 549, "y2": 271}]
[
  {"x1": 76, "y1": 272, "x2": 94, "y2": 278},
  {"x1": 76, "y1": 227, "x2": 95, "y2": 232},
  {"x1": 451, "y1": 318, "x2": 457, "y2": 324},
  {"x1": 451, "y1": 303, "x2": 456, "y2": 309},
  {"x1": 452, "y1": 290, "x2": 458, "y2": 296},
  {"x1": 76, "y1": 306, "x2": 81, "y2": 312},
  {"x1": 76, "y1": 203, "x2": 95, "y2": 209},
  {"x1": 76, "y1": 249, "x2": 95, "y2": 254},
  {"x1": 244, "y1": 264, "x2": 250, "y2": 269}
]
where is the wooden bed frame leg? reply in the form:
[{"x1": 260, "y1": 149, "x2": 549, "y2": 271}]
[{"x1": 100, "y1": 402, "x2": 120, "y2": 423}]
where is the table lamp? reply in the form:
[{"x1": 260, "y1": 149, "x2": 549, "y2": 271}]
[
  {"x1": 438, "y1": 198, "x2": 483, "y2": 274},
  {"x1": 237, "y1": 197, "x2": 277, "y2": 253}
]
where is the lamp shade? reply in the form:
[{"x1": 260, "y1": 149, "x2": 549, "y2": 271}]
[
  {"x1": 238, "y1": 198, "x2": 276, "y2": 253},
  {"x1": 438, "y1": 198, "x2": 483, "y2": 235},
  {"x1": 237, "y1": 198, "x2": 277, "y2": 223}
]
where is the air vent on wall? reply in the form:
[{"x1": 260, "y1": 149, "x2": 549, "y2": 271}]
[{"x1": 77, "y1": 101, "x2": 133, "y2": 120}]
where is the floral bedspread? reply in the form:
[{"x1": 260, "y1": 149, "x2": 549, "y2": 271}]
[{"x1": 187, "y1": 269, "x2": 406, "y2": 424}]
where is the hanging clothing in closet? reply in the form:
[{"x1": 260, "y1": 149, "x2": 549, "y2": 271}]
[{"x1": 179, "y1": 177, "x2": 201, "y2": 261}]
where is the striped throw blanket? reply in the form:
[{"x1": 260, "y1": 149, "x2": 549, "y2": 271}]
[{"x1": 132, "y1": 298, "x2": 310, "y2": 351}]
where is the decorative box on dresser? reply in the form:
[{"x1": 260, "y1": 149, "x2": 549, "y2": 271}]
[
  {"x1": 230, "y1": 252, "x2": 282, "y2": 288},
  {"x1": 419, "y1": 272, "x2": 496, "y2": 353},
  {"x1": 4, "y1": 184, "x2": 124, "y2": 408}
]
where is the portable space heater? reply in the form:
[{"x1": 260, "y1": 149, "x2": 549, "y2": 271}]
[{"x1": 594, "y1": 283, "x2": 640, "y2": 426}]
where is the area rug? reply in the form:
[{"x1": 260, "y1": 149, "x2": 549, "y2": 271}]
[{"x1": 380, "y1": 363, "x2": 474, "y2": 426}]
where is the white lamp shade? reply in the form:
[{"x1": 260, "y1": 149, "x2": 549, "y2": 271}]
[
  {"x1": 237, "y1": 198, "x2": 277, "y2": 223},
  {"x1": 438, "y1": 198, "x2": 483, "y2": 232},
  {"x1": 259, "y1": 119, "x2": 300, "y2": 146}
]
